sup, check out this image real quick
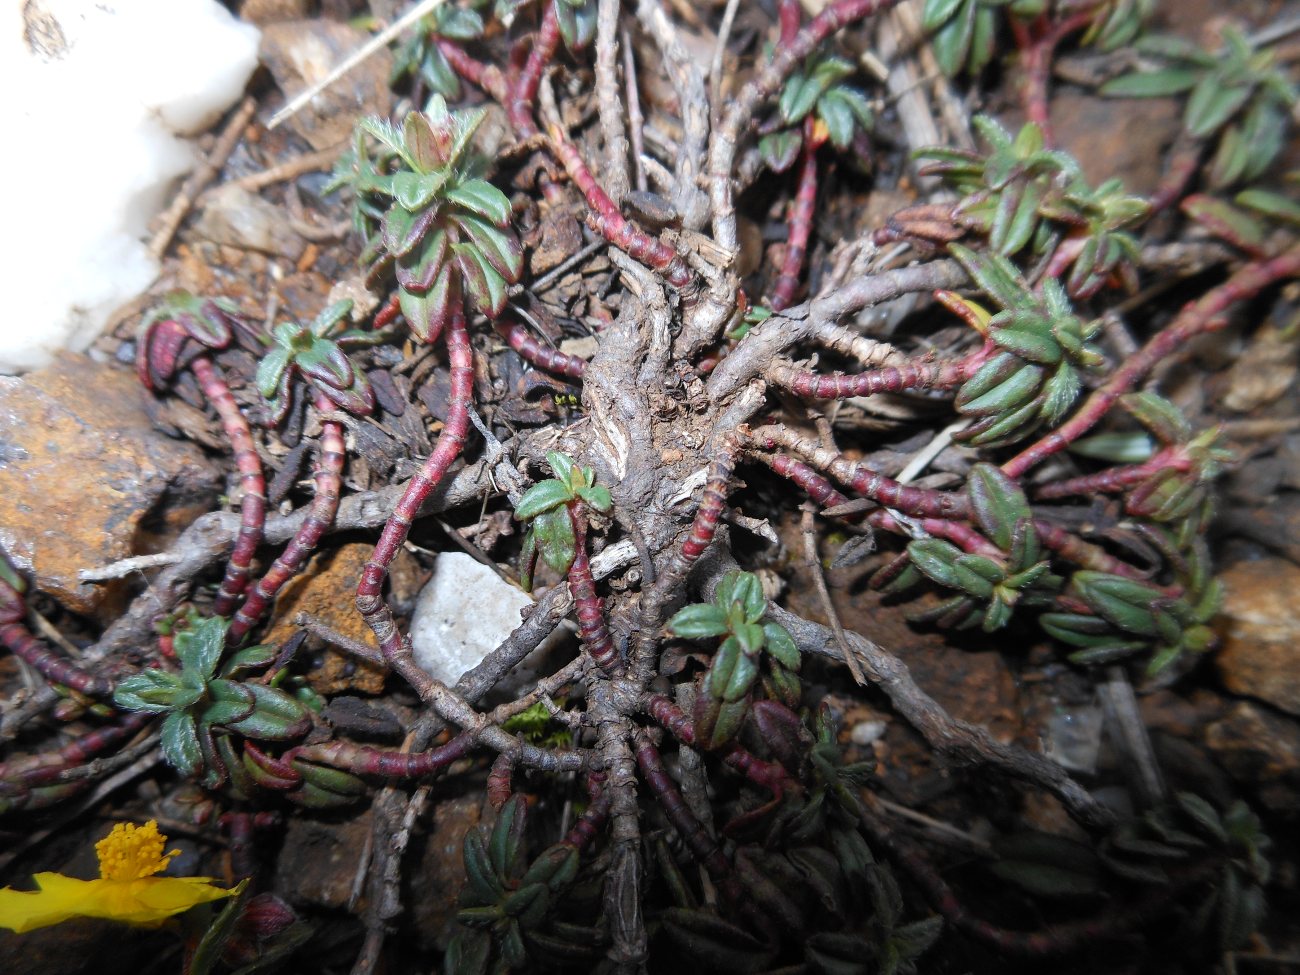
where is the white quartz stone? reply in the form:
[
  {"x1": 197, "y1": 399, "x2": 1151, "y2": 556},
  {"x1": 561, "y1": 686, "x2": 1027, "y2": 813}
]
[
  {"x1": 410, "y1": 552, "x2": 561, "y2": 687},
  {"x1": 0, "y1": 0, "x2": 261, "y2": 374}
]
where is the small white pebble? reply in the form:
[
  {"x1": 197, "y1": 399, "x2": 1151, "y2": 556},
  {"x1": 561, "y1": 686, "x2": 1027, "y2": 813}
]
[{"x1": 850, "y1": 720, "x2": 888, "y2": 746}]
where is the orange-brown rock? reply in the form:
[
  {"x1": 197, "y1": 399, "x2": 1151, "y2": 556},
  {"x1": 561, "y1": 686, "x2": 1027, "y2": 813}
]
[
  {"x1": 1215, "y1": 558, "x2": 1300, "y2": 716},
  {"x1": 0, "y1": 354, "x2": 216, "y2": 617},
  {"x1": 263, "y1": 542, "x2": 419, "y2": 695}
]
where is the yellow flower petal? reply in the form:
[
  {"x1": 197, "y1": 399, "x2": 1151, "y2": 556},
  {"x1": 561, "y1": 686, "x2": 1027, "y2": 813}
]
[{"x1": 0, "y1": 824, "x2": 235, "y2": 934}]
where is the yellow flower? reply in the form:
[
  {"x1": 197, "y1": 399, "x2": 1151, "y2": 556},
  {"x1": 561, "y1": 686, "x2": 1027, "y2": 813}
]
[{"x1": 0, "y1": 820, "x2": 234, "y2": 933}]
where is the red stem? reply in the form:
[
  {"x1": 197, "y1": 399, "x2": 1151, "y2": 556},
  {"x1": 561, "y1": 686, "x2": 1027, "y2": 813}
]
[
  {"x1": 357, "y1": 307, "x2": 473, "y2": 663},
  {"x1": 495, "y1": 320, "x2": 587, "y2": 380},
  {"x1": 1004, "y1": 243, "x2": 1300, "y2": 478},
  {"x1": 191, "y1": 355, "x2": 266, "y2": 618},
  {"x1": 372, "y1": 294, "x2": 402, "y2": 331},
  {"x1": 0, "y1": 574, "x2": 113, "y2": 697},
  {"x1": 563, "y1": 774, "x2": 611, "y2": 851},
  {"x1": 1014, "y1": 11, "x2": 1094, "y2": 147},
  {"x1": 634, "y1": 734, "x2": 732, "y2": 880},
  {"x1": 509, "y1": 1, "x2": 562, "y2": 138},
  {"x1": 567, "y1": 509, "x2": 621, "y2": 674},
  {"x1": 293, "y1": 732, "x2": 475, "y2": 779},
  {"x1": 769, "y1": 118, "x2": 820, "y2": 312},
  {"x1": 437, "y1": 39, "x2": 509, "y2": 104},
  {"x1": 680, "y1": 447, "x2": 737, "y2": 564},
  {"x1": 1035, "y1": 447, "x2": 1191, "y2": 500},
  {"x1": 772, "y1": 348, "x2": 988, "y2": 399},
  {"x1": 746, "y1": 427, "x2": 969, "y2": 519},
  {"x1": 546, "y1": 121, "x2": 694, "y2": 289},
  {"x1": 643, "y1": 694, "x2": 789, "y2": 795},
  {"x1": 229, "y1": 396, "x2": 344, "y2": 643},
  {"x1": 0, "y1": 713, "x2": 148, "y2": 785}
]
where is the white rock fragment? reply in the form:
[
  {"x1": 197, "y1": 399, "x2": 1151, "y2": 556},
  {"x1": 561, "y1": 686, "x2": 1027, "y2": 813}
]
[
  {"x1": 410, "y1": 552, "x2": 564, "y2": 687},
  {"x1": 0, "y1": 0, "x2": 261, "y2": 374}
]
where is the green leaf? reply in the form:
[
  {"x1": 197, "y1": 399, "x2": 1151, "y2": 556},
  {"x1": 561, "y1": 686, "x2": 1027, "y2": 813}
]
[
  {"x1": 224, "y1": 682, "x2": 310, "y2": 740},
  {"x1": 705, "y1": 637, "x2": 759, "y2": 702},
  {"x1": 1185, "y1": 77, "x2": 1252, "y2": 138},
  {"x1": 161, "y1": 711, "x2": 203, "y2": 777},
  {"x1": 727, "y1": 571, "x2": 767, "y2": 623},
  {"x1": 1237, "y1": 187, "x2": 1300, "y2": 225},
  {"x1": 575, "y1": 484, "x2": 612, "y2": 513},
  {"x1": 200, "y1": 679, "x2": 257, "y2": 726},
  {"x1": 113, "y1": 669, "x2": 192, "y2": 713},
  {"x1": 534, "y1": 505, "x2": 576, "y2": 575},
  {"x1": 667, "y1": 603, "x2": 731, "y2": 639},
  {"x1": 968, "y1": 462, "x2": 1031, "y2": 550},
  {"x1": 446, "y1": 178, "x2": 513, "y2": 227},
  {"x1": 908, "y1": 539, "x2": 964, "y2": 590},
  {"x1": 931, "y1": 0, "x2": 975, "y2": 77},
  {"x1": 1175, "y1": 792, "x2": 1228, "y2": 843},
  {"x1": 1101, "y1": 69, "x2": 1200, "y2": 98},
  {"x1": 454, "y1": 243, "x2": 509, "y2": 317},
  {"x1": 1069, "y1": 431, "x2": 1155, "y2": 463},
  {"x1": 174, "y1": 617, "x2": 228, "y2": 680},
  {"x1": 733, "y1": 622, "x2": 766, "y2": 655},
  {"x1": 515, "y1": 479, "x2": 573, "y2": 520},
  {"x1": 763, "y1": 622, "x2": 801, "y2": 670},
  {"x1": 1121, "y1": 391, "x2": 1191, "y2": 444},
  {"x1": 949, "y1": 244, "x2": 1027, "y2": 309},
  {"x1": 758, "y1": 129, "x2": 803, "y2": 174},
  {"x1": 922, "y1": 0, "x2": 966, "y2": 31}
]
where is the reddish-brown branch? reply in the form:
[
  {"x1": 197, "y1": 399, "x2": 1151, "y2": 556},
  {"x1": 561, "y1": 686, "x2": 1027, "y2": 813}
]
[
  {"x1": 1, "y1": 568, "x2": 113, "y2": 697},
  {"x1": 634, "y1": 732, "x2": 731, "y2": 880},
  {"x1": 1011, "y1": 11, "x2": 1094, "y2": 147},
  {"x1": 563, "y1": 773, "x2": 611, "y2": 851},
  {"x1": 1035, "y1": 448, "x2": 1191, "y2": 500},
  {"x1": 229, "y1": 395, "x2": 344, "y2": 643},
  {"x1": 509, "y1": 1, "x2": 562, "y2": 138},
  {"x1": 357, "y1": 307, "x2": 473, "y2": 663},
  {"x1": 437, "y1": 39, "x2": 509, "y2": 104},
  {"x1": 191, "y1": 355, "x2": 266, "y2": 618},
  {"x1": 768, "y1": 118, "x2": 820, "y2": 312},
  {"x1": 495, "y1": 320, "x2": 587, "y2": 380},
  {"x1": 0, "y1": 713, "x2": 148, "y2": 785},
  {"x1": 642, "y1": 694, "x2": 789, "y2": 795},
  {"x1": 372, "y1": 293, "x2": 402, "y2": 331},
  {"x1": 568, "y1": 509, "x2": 621, "y2": 675},
  {"x1": 1004, "y1": 243, "x2": 1300, "y2": 477},
  {"x1": 747, "y1": 426, "x2": 969, "y2": 519},
  {"x1": 709, "y1": 0, "x2": 903, "y2": 251},
  {"x1": 769, "y1": 347, "x2": 987, "y2": 400},
  {"x1": 293, "y1": 732, "x2": 475, "y2": 779},
  {"x1": 0, "y1": 617, "x2": 113, "y2": 697},
  {"x1": 546, "y1": 119, "x2": 694, "y2": 289}
]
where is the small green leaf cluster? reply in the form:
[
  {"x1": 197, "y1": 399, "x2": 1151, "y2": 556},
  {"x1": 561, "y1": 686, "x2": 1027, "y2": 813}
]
[
  {"x1": 448, "y1": 795, "x2": 589, "y2": 974},
  {"x1": 920, "y1": 118, "x2": 1149, "y2": 298},
  {"x1": 390, "y1": 1, "x2": 485, "y2": 99},
  {"x1": 923, "y1": 0, "x2": 1151, "y2": 77},
  {"x1": 513, "y1": 451, "x2": 611, "y2": 586},
  {"x1": 922, "y1": 0, "x2": 1043, "y2": 77},
  {"x1": 1122, "y1": 393, "x2": 1231, "y2": 524},
  {"x1": 554, "y1": 0, "x2": 596, "y2": 51},
  {"x1": 950, "y1": 245, "x2": 1104, "y2": 447},
  {"x1": 991, "y1": 793, "x2": 1269, "y2": 953},
  {"x1": 1181, "y1": 178, "x2": 1300, "y2": 257},
  {"x1": 114, "y1": 617, "x2": 311, "y2": 787},
  {"x1": 500, "y1": 699, "x2": 571, "y2": 749},
  {"x1": 667, "y1": 570, "x2": 801, "y2": 749},
  {"x1": 256, "y1": 299, "x2": 383, "y2": 423},
  {"x1": 878, "y1": 464, "x2": 1061, "y2": 631},
  {"x1": 759, "y1": 53, "x2": 874, "y2": 173},
  {"x1": 327, "y1": 98, "x2": 524, "y2": 341},
  {"x1": 137, "y1": 291, "x2": 241, "y2": 391},
  {"x1": 1040, "y1": 535, "x2": 1221, "y2": 676},
  {"x1": 1102, "y1": 27, "x2": 1298, "y2": 188}
]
